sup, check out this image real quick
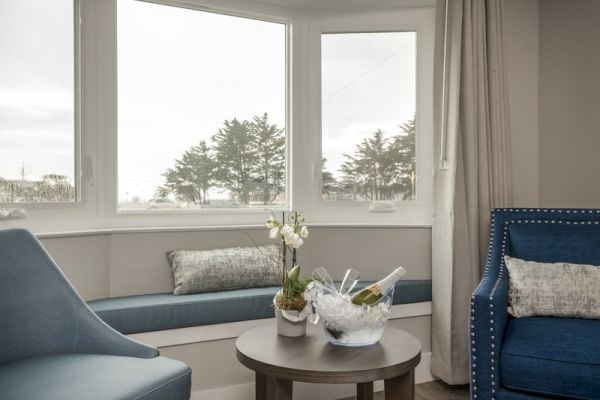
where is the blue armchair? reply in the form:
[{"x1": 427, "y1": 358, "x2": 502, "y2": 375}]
[
  {"x1": 0, "y1": 229, "x2": 191, "y2": 399},
  {"x1": 470, "y1": 209, "x2": 600, "y2": 400}
]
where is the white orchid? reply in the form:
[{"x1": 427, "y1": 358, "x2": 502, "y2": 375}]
[
  {"x1": 299, "y1": 226, "x2": 309, "y2": 238},
  {"x1": 280, "y1": 224, "x2": 294, "y2": 240},
  {"x1": 287, "y1": 233, "x2": 304, "y2": 249},
  {"x1": 266, "y1": 212, "x2": 310, "y2": 307},
  {"x1": 269, "y1": 227, "x2": 280, "y2": 239}
]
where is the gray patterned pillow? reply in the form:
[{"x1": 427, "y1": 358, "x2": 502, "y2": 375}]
[
  {"x1": 167, "y1": 245, "x2": 282, "y2": 295},
  {"x1": 505, "y1": 256, "x2": 600, "y2": 319}
]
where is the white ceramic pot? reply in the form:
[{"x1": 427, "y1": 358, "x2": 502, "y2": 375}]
[{"x1": 275, "y1": 308, "x2": 307, "y2": 337}]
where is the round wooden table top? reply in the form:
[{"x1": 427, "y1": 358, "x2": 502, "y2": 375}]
[{"x1": 235, "y1": 322, "x2": 421, "y2": 384}]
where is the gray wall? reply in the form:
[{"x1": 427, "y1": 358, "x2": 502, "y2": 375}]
[
  {"x1": 539, "y1": 0, "x2": 600, "y2": 207},
  {"x1": 504, "y1": 0, "x2": 540, "y2": 206},
  {"x1": 42, "y1": 226, "x2": 432, "y2": 300}
]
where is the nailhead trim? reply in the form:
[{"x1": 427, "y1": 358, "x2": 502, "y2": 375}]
[{"x1": 470, "y1": 208, "x2": 600, "y2": 399}]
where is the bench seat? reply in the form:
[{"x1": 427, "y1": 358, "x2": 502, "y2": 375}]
[{"x1": 88, "y1": 280, "x2": 432, "y2": 334}]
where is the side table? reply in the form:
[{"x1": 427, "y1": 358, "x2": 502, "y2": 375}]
[{"x1": 236, "y1": 322, "x2": 421, "y2": 400}]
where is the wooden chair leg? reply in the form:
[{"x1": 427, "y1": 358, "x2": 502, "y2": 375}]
[
  {"x1": 384, "y1": 369, "x2": 415, "y2": 400},
  {"x1": 356, "y1": 381, "x2": 374, "y2": 400}
]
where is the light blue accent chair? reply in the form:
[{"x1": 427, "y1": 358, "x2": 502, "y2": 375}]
[{"x1": 0, "y1": 228, "x2": 191, "y2": 399}]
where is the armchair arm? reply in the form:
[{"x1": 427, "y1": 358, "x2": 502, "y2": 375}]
[
  {"x1": 470, "y1": 272, "x2": 509, "y2": 399},
  {"x1": 74, "y1": 301, "x2": 159, "y2": 359},
  {"x1": 470, "y1": 209, "x2": 512, "y2": 400}
]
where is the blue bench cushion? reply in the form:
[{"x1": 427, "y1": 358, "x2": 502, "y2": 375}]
[
  {"x1": 500, "y1": 317, "x2": 600, "y2": 400},
  {"x1": 0, "y1": 354, "x2": 191, "y2": 400},
  {"x1": 89, "y1": 279, "x2": 431, "y2": 334}
]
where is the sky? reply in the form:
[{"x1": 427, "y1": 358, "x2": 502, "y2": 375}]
[
  {"x1": 322, "y1": 32, "x2": 416, "y2": 178},
  {"x1": 0, "y1": 0, "x2": 415, "y2": 203},
  {"x1": 117, "y1": 0, "x2": 286, "y2": 202}
]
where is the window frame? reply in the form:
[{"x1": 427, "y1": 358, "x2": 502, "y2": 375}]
[
  {"x1": 110, "y1": 0, "x2": 293, "y2": 216},
  {"x1": 0, "y1": 0, "x2": 434, "y2": 234},
  {"x1": 0, "y1": 0, "x2": 83, "y2": 208},
  {"x1": 302, "y1": 9, "x2": 434, "y2": 225}
]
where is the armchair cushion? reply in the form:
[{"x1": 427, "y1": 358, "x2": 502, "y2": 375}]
[
  {"x1": 500, "y1": 317, "x2": 600, "y2": 399},
  {"x1": 0, "y1": 354, "x2": 191, "y2": 400}
]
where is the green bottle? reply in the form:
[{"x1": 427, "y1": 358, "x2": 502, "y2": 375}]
[{"x1": 351, "y1": 267, "x2": 406, "y2": 306}]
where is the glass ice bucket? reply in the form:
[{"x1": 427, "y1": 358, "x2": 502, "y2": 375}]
[{"x1": 311, "y1": 281, "x2": 394, "y2": 347}]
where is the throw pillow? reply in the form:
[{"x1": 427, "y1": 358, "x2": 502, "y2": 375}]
[
  {"x1": 505, "y1": 255, "x2": 600, "y2": 319},
  {"x1": 167, "y1": 245, "x2": 282, "y2": 295}
]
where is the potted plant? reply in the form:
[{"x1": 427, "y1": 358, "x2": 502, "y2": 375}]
[{"x1": 267, "y1": 211, "x2": 311, "y2": 337}]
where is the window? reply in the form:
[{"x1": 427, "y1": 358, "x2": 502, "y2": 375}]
[
  {"x1": 0, "y1": 0, "x2": 78, "y2": 203},
  {"x1": 321, "y1": 32, "x2": 417, "y2": 204},
  {"x1": 117, "y1": 1, "x2": 287, "y2": 211}
]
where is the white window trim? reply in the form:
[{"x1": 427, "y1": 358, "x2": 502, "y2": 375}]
[
  {"x1": 0, "y1": 0, "x2": 84, "y2": 209},
  {"x1": 300, "y1": 8, "x2": 435, "y2": 225},
  {"x1": 0, "y1": 0, "x2": 434, "y2": 234}
]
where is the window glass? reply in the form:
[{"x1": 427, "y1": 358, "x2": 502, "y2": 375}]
[
  {"x1": 321, "y1": 32, "x2": 416, "y2": 202},
  {"x1": 118, "y1": 1, "x2": 287, "y2": 210},
  {"x1": 0, "y1": 0, "x2": 77, "y2": 203}
]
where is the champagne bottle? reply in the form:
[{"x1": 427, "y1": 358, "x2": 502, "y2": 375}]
[{"x1": 351, "y1": 267, "x2": 406, "y2": 305}]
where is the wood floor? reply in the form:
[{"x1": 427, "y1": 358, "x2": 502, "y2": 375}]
[{"x1": 342, "y1": 380, "x2": 469, "y2": 400}]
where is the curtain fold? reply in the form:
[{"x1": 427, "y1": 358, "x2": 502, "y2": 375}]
[{"x1": 431, "y1": 0, "x2": 512, "y2": 384}]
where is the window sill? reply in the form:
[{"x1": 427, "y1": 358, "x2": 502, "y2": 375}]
[{"x1": 31, "y1": 222, "x2": 432, "y2": 239}]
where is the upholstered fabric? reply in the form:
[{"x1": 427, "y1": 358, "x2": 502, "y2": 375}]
[
  {"x1": 495, "y1": 389, "x2": 554, "y2": 400},
  {"x1": 89, "y1": 280, "x2": 432, "y2": 334},
  {"x1": 0, "y1": 228, "x2": 158, "y2": 365},
  {"x1": 470, "y1": 209, "x2": 600, "y2": 400},
  {"x1": 0, "y1": 354, "x2": 191, "y2": 400},
  {"x1": 0, "y1": 228, "x2": 191, "y2": 399},
  {"x1": 501, "y1": 317, "x2": 600, "y2": 399},
  {"x1": 505, "y1": 256, "x2": 600, "y2": 319},
  {"x1": 167, "y1": 245, "x2": 282, "y2": 295}
]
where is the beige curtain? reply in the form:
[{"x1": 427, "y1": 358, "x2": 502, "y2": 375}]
[{"x1": 431, "y1": 0, "x2": 512, "y2": 384}]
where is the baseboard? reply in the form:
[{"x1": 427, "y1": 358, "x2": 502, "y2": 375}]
[{"x1": 190, "y1": 351, "x2": 433, "y2": 400}]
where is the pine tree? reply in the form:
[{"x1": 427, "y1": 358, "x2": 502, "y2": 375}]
[
  {"x1": 321, "y1": 158, "x2": 338, "y2": 198},
  {"x1": 212, "y1": 118, "x2": 257, "y2": 205},
  {"x1": 340, "y1": 130, "x2": 399, "y2": 200},
  {"x1": 338, "y1": 116, "x2": 416, "y2": 201},
  {"x1": 250, "y1": 113, "x2": 285, "y2": 204},
  {"x1": 392, "y1": 117, "x2": 416, "y2": 199},
  {"x1": 161, "y1": 140, "x2": 216, "y2": 204}
]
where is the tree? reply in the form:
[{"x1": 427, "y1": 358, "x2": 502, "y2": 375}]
[
  {"x1": 250, "y1": 113, "x2": 285, "y2": 204},
  {"x1": 337, "y1": 116, "x2": 416, "y2": 201},
  {"x1": 340, "y1": 129, "x2": 400, "y2": 201},
  {"x1": 0, "y1": 174, "x2": 74, "y2": 203},
  {"x1": 321, "y1": 158, "x2": 338, "y2": 198},
  {"x1": 391, "y1": 117, "x2": 416, "y2": 199},
  {"x1": 212, "y1": 118, "x2": 257, "y2": 205},
  {"x1": 161, "y1": 140, "x2": 216, "y2": 204},
  {"x1": 38, "y1": 174, "x2": 75, "y2": 202}
]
